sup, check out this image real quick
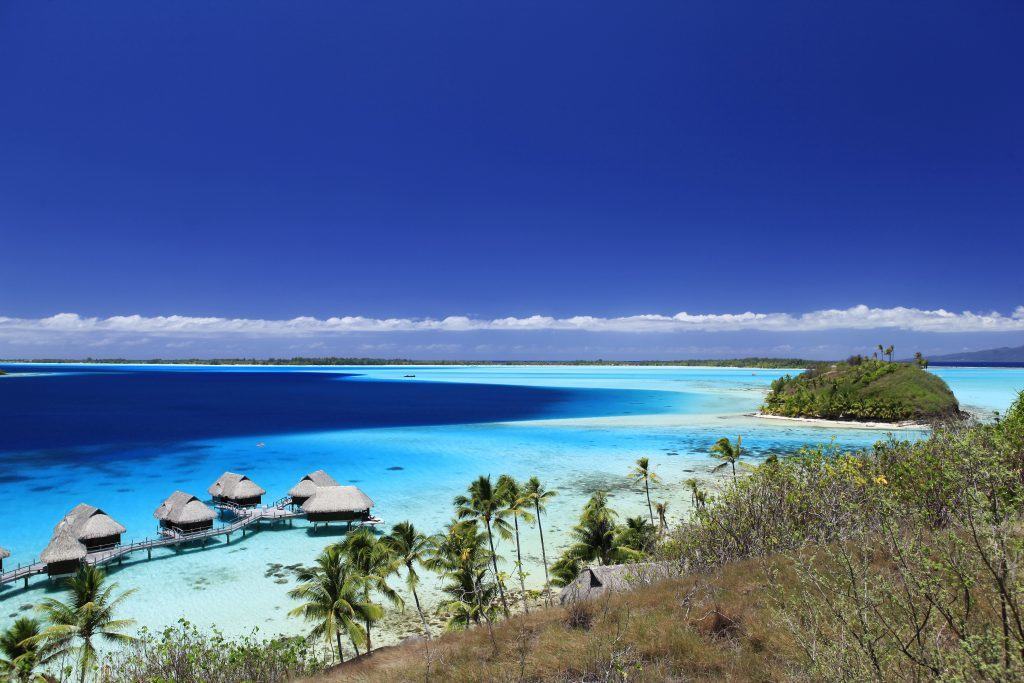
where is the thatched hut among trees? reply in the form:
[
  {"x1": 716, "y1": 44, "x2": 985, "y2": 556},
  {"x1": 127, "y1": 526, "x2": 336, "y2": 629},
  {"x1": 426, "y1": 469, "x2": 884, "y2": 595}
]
[
  {"x1": 300, "y1": 485, "x2": 374, "y2": 523},
  {"x1": 208, "y1": 472, "x2": 265, "y2": 508},
  {"x1": 154, "y1": 491, "x2": 216, "y2": 534},
  {"x1": 287, "y1": 469, "x2": 340, "y2": 506}
]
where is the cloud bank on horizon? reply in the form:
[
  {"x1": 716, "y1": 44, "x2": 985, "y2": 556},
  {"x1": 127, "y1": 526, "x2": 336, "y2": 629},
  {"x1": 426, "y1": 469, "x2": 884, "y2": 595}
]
[
  {"x1": 2, "y1": 305, "x2": 1024, "y2": 339},
  {"x1": 0, "y1": 306, "x2": 1022, "y2": 360}
]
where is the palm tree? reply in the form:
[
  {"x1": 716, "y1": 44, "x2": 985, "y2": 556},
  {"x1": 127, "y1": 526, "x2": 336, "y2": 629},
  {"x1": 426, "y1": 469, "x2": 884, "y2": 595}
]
[
  {"x1": 710, "y1": 435, "x2": 744, "y2": 482},
  {"x1": 31, "y1": 565, "x2": 136, "y2": 683},
  {"x1": 497, "y1": 475, "x2": 536, "y2": 614},
  {"x1": 877, "y1": 344, "x2": 885, "y2": 361},
  {"x1": 288, "y1": 545, "x2": 377, "y2": 662},
  {"x1": 338, "y1": 527, "x2": 404, "y2": 653},
  {"x1": 616, "y1": 516, "x2": 655, "y2": 554},
  {"x1": 629, "y1": 457, "x2": 661, "y2": 526},
  {"x1": 885, "y1": 344, "x2": 894, "y2": 362},
  {"x1": 566, "y1": 492, "x2": 641, "y2": 566},
  {"x1": 0, "y1": 617, "x2": 47, "y2": 682},
  {"x1": 654, "y1": 500, "x2": 668, "y2": 533},
  {"x1": 383, "y1": 521, "x2": 432, "y2": 638},
  {"x1": 523, "y1": 476, "x2": 557, "y2": 606},
  {"x1": 684, "y1": 478, "x2": 707, "y2": 510},
  {"x1": 453, "y1": 475, "x2": 512, "y2": 616},
  {"x1": 426, "y1": 521, "x2": 497, "y2": 630}
]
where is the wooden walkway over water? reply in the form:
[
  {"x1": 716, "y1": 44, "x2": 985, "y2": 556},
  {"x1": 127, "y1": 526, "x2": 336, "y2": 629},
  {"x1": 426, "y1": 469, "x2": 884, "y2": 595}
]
[{"x1": 0, "y1": 502, "x2": 380, "y2": 589}]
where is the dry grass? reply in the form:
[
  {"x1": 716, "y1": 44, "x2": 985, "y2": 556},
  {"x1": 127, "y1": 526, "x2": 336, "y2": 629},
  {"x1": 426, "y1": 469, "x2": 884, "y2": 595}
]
[{"x1": 301, "y1": 556, "x2": 803, "y2": 683}]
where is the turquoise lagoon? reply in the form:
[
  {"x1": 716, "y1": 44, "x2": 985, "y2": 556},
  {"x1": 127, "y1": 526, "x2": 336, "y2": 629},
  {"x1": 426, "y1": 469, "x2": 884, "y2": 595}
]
[{"x1": 0, "y1": 364, "x2": 1021, "y2": 642}]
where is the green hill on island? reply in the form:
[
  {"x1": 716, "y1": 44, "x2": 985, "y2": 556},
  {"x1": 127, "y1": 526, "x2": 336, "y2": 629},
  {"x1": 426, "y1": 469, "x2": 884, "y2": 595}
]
[{"x1": 761, "y1": 356, "x2": 961, "y2": 423}]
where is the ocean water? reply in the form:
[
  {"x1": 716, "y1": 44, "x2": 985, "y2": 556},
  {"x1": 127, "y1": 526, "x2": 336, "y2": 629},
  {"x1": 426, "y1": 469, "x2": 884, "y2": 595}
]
[{"x1": 1, "y1": 363, "x2": 1021, "y2": 640}]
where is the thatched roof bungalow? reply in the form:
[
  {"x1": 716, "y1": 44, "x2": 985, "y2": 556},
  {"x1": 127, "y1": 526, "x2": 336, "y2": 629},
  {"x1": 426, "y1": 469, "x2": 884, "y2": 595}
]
[
  {"x1": 0, "y1": 545, "x2": 9, "y2": 572},
  {"x1": 60, "y1": 503, "x2": 126, "y2": 551},
  {"x1": 154, "y1": 491, "x2": 216, "y2": 534},
  {"x1": 40, "y1": 523, "x2": 89, "y2": 576},
  {"x1": 288, "y1": 469, "x2": 339, "y2": 506},
  {"x1": 559, "y1": 562, "x2": 674, "y2": 604},
  {"x1": 208, "y1": 472, "x2": 265, "y2": 508},
  {"x1": 301, "y1": 485, "x2": 374, "y2": 522},
  {"x1": 38, "y1": 505, "x2": 126, "y2": 575}
]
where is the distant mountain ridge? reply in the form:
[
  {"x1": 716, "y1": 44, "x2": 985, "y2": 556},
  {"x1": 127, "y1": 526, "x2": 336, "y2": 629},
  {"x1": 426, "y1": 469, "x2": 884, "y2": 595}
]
[{"x1": 927, "y1": 344, "x2": 1024, "y2": 363}]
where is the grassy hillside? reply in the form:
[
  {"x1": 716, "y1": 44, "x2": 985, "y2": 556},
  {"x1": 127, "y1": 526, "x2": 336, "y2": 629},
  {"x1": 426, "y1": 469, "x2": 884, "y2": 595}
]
[{"x1": 761, "y1": 358, "x2": 961, "y2": 422}]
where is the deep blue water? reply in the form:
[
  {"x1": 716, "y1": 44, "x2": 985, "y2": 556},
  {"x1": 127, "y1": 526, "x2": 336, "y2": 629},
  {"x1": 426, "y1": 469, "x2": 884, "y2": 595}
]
[{"x1": 0, "y1": 364, "x2": 676, "y2": 452}]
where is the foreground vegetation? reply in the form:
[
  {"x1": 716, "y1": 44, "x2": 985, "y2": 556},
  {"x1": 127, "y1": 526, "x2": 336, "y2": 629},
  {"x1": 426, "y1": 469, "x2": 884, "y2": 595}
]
[{"x1": 762, "y1": 351, "x2": 961, "y2": 422}]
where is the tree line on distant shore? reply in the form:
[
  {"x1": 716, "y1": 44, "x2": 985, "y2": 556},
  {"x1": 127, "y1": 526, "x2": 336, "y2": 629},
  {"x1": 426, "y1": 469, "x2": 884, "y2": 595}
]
[{"x1": 1, "y1": 357, "x2": 814, "y2": 369}]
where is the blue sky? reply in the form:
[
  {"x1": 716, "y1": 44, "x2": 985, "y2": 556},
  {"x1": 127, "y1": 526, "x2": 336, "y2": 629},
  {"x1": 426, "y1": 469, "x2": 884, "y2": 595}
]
[{"x1": 1, "y1": 1, "x2": 1022, "y2": 359}]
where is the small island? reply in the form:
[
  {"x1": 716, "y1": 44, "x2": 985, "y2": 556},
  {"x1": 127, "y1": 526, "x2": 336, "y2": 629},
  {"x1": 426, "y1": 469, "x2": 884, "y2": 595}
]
[{"x1": 761, "y1": 353, "x2": 963, "y2": 424}]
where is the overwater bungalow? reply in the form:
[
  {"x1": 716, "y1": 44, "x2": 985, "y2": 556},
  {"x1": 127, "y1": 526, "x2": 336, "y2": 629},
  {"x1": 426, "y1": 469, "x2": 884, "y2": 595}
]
[
  {"x1": 40, "y1": 523, "x2": 88, "y2": 576},
  {"x1": 62, "y1": 503, "x2": 126, "y2": 551},
  {"x1": 208, "y1": 472, "x2": 265, "y2": 508},
  {"x1": 0, "y1": 545, "x2": 9, "y2": 572},
  {"x1": 37, "y1": 504, "x2": 126, "y2": 576},
  {"x1": 288, "y1": 469, "x2": 340, "y2": 506},
  {"x1": 154, "y1": 491, "x2": 216, "y2": 535},
  {"x1": 301, "y1": 485, "x2": 374, "y2": 523}
]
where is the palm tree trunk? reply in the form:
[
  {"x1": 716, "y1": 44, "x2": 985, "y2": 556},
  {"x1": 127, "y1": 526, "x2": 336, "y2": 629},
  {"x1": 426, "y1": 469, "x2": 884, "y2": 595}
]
[
  {"x1": 484, "y1": 518, "x2": 510, "y2": 616},
  {"x1": 731, "y1": 461, "x2": 736, "y2": 482},
  {"x1": 350, "y1": 633, "x2": 361, "y2": 657},
  {"x1": 336, "y1": 632, "x2": 345, "y2": 662},
  {"x1": 535, "y1": 501, "x2": 551, "y2": 606},
  {"x1": 644, "y1": 479, "x2": 654, "y2": 526},
  {"x1": 364, "y1": 587, "x2": 372, "y2": 652},
  {"x1": 513, "y1": 515, "x2": 528, "y2": 614},
  {"x1": 79, "y1": 641, "x2": 92, "y2": 683},
  {"x1": 411, "y1": 584, "x2": 431, "y2": 638}
]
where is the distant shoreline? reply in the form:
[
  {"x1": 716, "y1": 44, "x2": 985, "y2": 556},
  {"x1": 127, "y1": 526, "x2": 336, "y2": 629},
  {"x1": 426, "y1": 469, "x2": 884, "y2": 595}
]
[
  {"x1": 751, "y1": 412, "x2": 930, "y2": 430},
  {"x1": 0, "y1": 357, "x2": 813, "y2": 369}
]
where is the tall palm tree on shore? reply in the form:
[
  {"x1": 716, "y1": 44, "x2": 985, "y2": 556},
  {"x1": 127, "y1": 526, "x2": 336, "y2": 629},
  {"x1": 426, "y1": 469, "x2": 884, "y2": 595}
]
[
  {"x1": 497, "y1": 475, "x2": 536, "y2": 614},
  {"x1": 629, "y1": 457, "x2": 661, "y2": 526},
  {"x1": 288, "y1": 545, "x2": 376, "y2": 662},
  {"x1": 877, "y1": 344, "x2": 885, "y2": 361},
  {"x1": 886, "y1": 345, "x2": 895, "y2": 362},
  {"x1": 454, "y1": 475, "x2": 512, "y2": 617},
  {"x1": 654, "y1": 500, "x2": 669, "y2": 534},
  {"x1": 710, "y1": 435, "x2": 744, "y2": 482},
  {"x1": 30, "y1": 565, "x2": 135, "y2": 683},
  {"x1": 338, "y1": 528, "x2": 404, "y2": 653},
  {"x1": 684, "y1": 478, "x2": 708, "y2": 510},
  {"x1": 0, "y1": 617, "x2": 48, "y2": 682},
  {"x1": 383, "y1": 521, "x2": 432, "y2": 639},
  {"x1": 523, "y1": 476, "x2": 557, "y2": 606}
]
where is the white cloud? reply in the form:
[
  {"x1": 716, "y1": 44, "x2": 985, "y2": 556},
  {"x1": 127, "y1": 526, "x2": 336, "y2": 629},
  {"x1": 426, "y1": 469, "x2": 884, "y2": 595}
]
[{"x1": 1, "y1": 305, "x2": 1023, "y2": 342}]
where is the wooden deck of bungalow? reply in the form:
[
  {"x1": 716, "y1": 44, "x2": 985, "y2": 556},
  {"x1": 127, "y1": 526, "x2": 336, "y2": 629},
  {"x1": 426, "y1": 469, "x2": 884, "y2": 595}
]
[{"x1": 0, "y1": 499, "x2": 382, "y2": 589}]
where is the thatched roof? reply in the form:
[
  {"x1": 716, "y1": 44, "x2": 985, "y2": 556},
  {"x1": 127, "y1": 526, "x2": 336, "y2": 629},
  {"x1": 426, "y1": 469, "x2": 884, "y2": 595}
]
[
  {"x1": 288, "y1": 470, "x2": 340, "y2": 499},
  {"x1": 40, "y1": 522, "x2": 87, "y2": 564},
  {"x1": 60, "y1": 503, "x2": 126, "y2": 541},
  {"x1": 154, "y1": 491, "x2": 216, "y2": 525},
  {"x1": 301, "y1": 485, "x2": 374, "y2": 514},
  {"x1": 208, "y1": 472, "x2": 265, "y2": 500},
  {"x1": 559, "y1": 562, "x2": 674, "y2": 604},
  {"x1": 0, "y1": 545, "x2": 9, "y2": 560}
]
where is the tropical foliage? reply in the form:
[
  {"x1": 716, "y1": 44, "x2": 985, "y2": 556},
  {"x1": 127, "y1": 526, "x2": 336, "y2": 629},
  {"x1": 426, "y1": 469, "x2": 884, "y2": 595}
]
[
  {"x1": 31, "y1": 565, "x2": 135, "y2": 683},
  {"x1": 761, "y1": 356, "x2": 959, "y2": 422}
]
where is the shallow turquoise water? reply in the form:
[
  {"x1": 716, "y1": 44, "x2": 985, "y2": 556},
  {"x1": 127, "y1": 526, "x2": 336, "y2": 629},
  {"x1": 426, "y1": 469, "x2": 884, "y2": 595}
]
[{"x1": 0, "y1": 364, "x2": 1020, "y2": 641}]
